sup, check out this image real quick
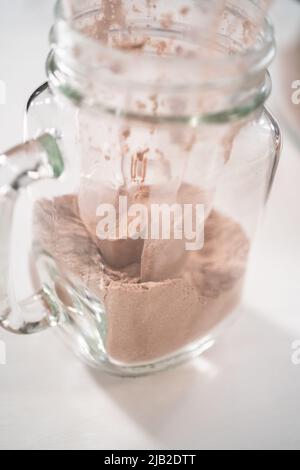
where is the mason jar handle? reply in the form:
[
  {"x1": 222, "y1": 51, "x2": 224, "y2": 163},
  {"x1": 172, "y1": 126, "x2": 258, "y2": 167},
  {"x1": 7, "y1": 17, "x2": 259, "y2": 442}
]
[{"x1": 0, "y1": 134, "x2": 64, "y2": 334}]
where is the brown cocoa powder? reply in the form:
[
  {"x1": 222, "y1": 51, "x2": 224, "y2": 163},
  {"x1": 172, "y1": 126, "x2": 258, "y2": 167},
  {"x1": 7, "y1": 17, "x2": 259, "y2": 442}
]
[{"x1": 34, "y1": 194, "x2": 249, "y2": 364}]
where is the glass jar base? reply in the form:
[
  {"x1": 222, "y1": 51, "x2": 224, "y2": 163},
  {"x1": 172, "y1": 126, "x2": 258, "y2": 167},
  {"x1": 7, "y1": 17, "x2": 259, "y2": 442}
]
[{"x1": 64, "y1": 309, "x2": 240, "y2": 378}]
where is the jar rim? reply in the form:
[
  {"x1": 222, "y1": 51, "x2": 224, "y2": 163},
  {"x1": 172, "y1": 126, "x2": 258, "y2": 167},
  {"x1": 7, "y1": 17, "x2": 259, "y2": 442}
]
[
  {"x1": 48, "y1": 0, "x2": 276, "y2": 124},
  {"x1": 53, "y1": 0, "x2": 275, "y2": 89}
]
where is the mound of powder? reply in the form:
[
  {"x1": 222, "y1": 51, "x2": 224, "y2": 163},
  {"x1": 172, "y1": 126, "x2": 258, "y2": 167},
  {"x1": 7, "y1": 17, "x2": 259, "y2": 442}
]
[{"x1": 34, "y1": 195, "x2": 249, "y2": 364}]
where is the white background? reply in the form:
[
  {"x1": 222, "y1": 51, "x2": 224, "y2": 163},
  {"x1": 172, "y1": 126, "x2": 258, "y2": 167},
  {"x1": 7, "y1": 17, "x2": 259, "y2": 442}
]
[{"x1": 0, "y1": 0, "x2": 300, "y2": 450}]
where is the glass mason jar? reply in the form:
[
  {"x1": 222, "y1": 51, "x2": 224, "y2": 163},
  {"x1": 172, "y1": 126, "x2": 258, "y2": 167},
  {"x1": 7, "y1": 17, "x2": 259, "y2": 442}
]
[{"x1": 0, "y1": 0, "x2": 281, "y2": 376}]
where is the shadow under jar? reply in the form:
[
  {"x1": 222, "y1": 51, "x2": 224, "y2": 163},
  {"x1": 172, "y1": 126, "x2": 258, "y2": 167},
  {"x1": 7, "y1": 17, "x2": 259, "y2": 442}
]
[{"x1": 0, "y1": 0, "x2": 281, "y2": 376}]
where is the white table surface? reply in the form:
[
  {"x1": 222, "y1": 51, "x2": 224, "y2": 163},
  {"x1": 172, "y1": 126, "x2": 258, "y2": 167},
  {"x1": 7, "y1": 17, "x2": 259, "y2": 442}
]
[{"x1": 0, "y1": 0, "x2": 300, "y2": 450}]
